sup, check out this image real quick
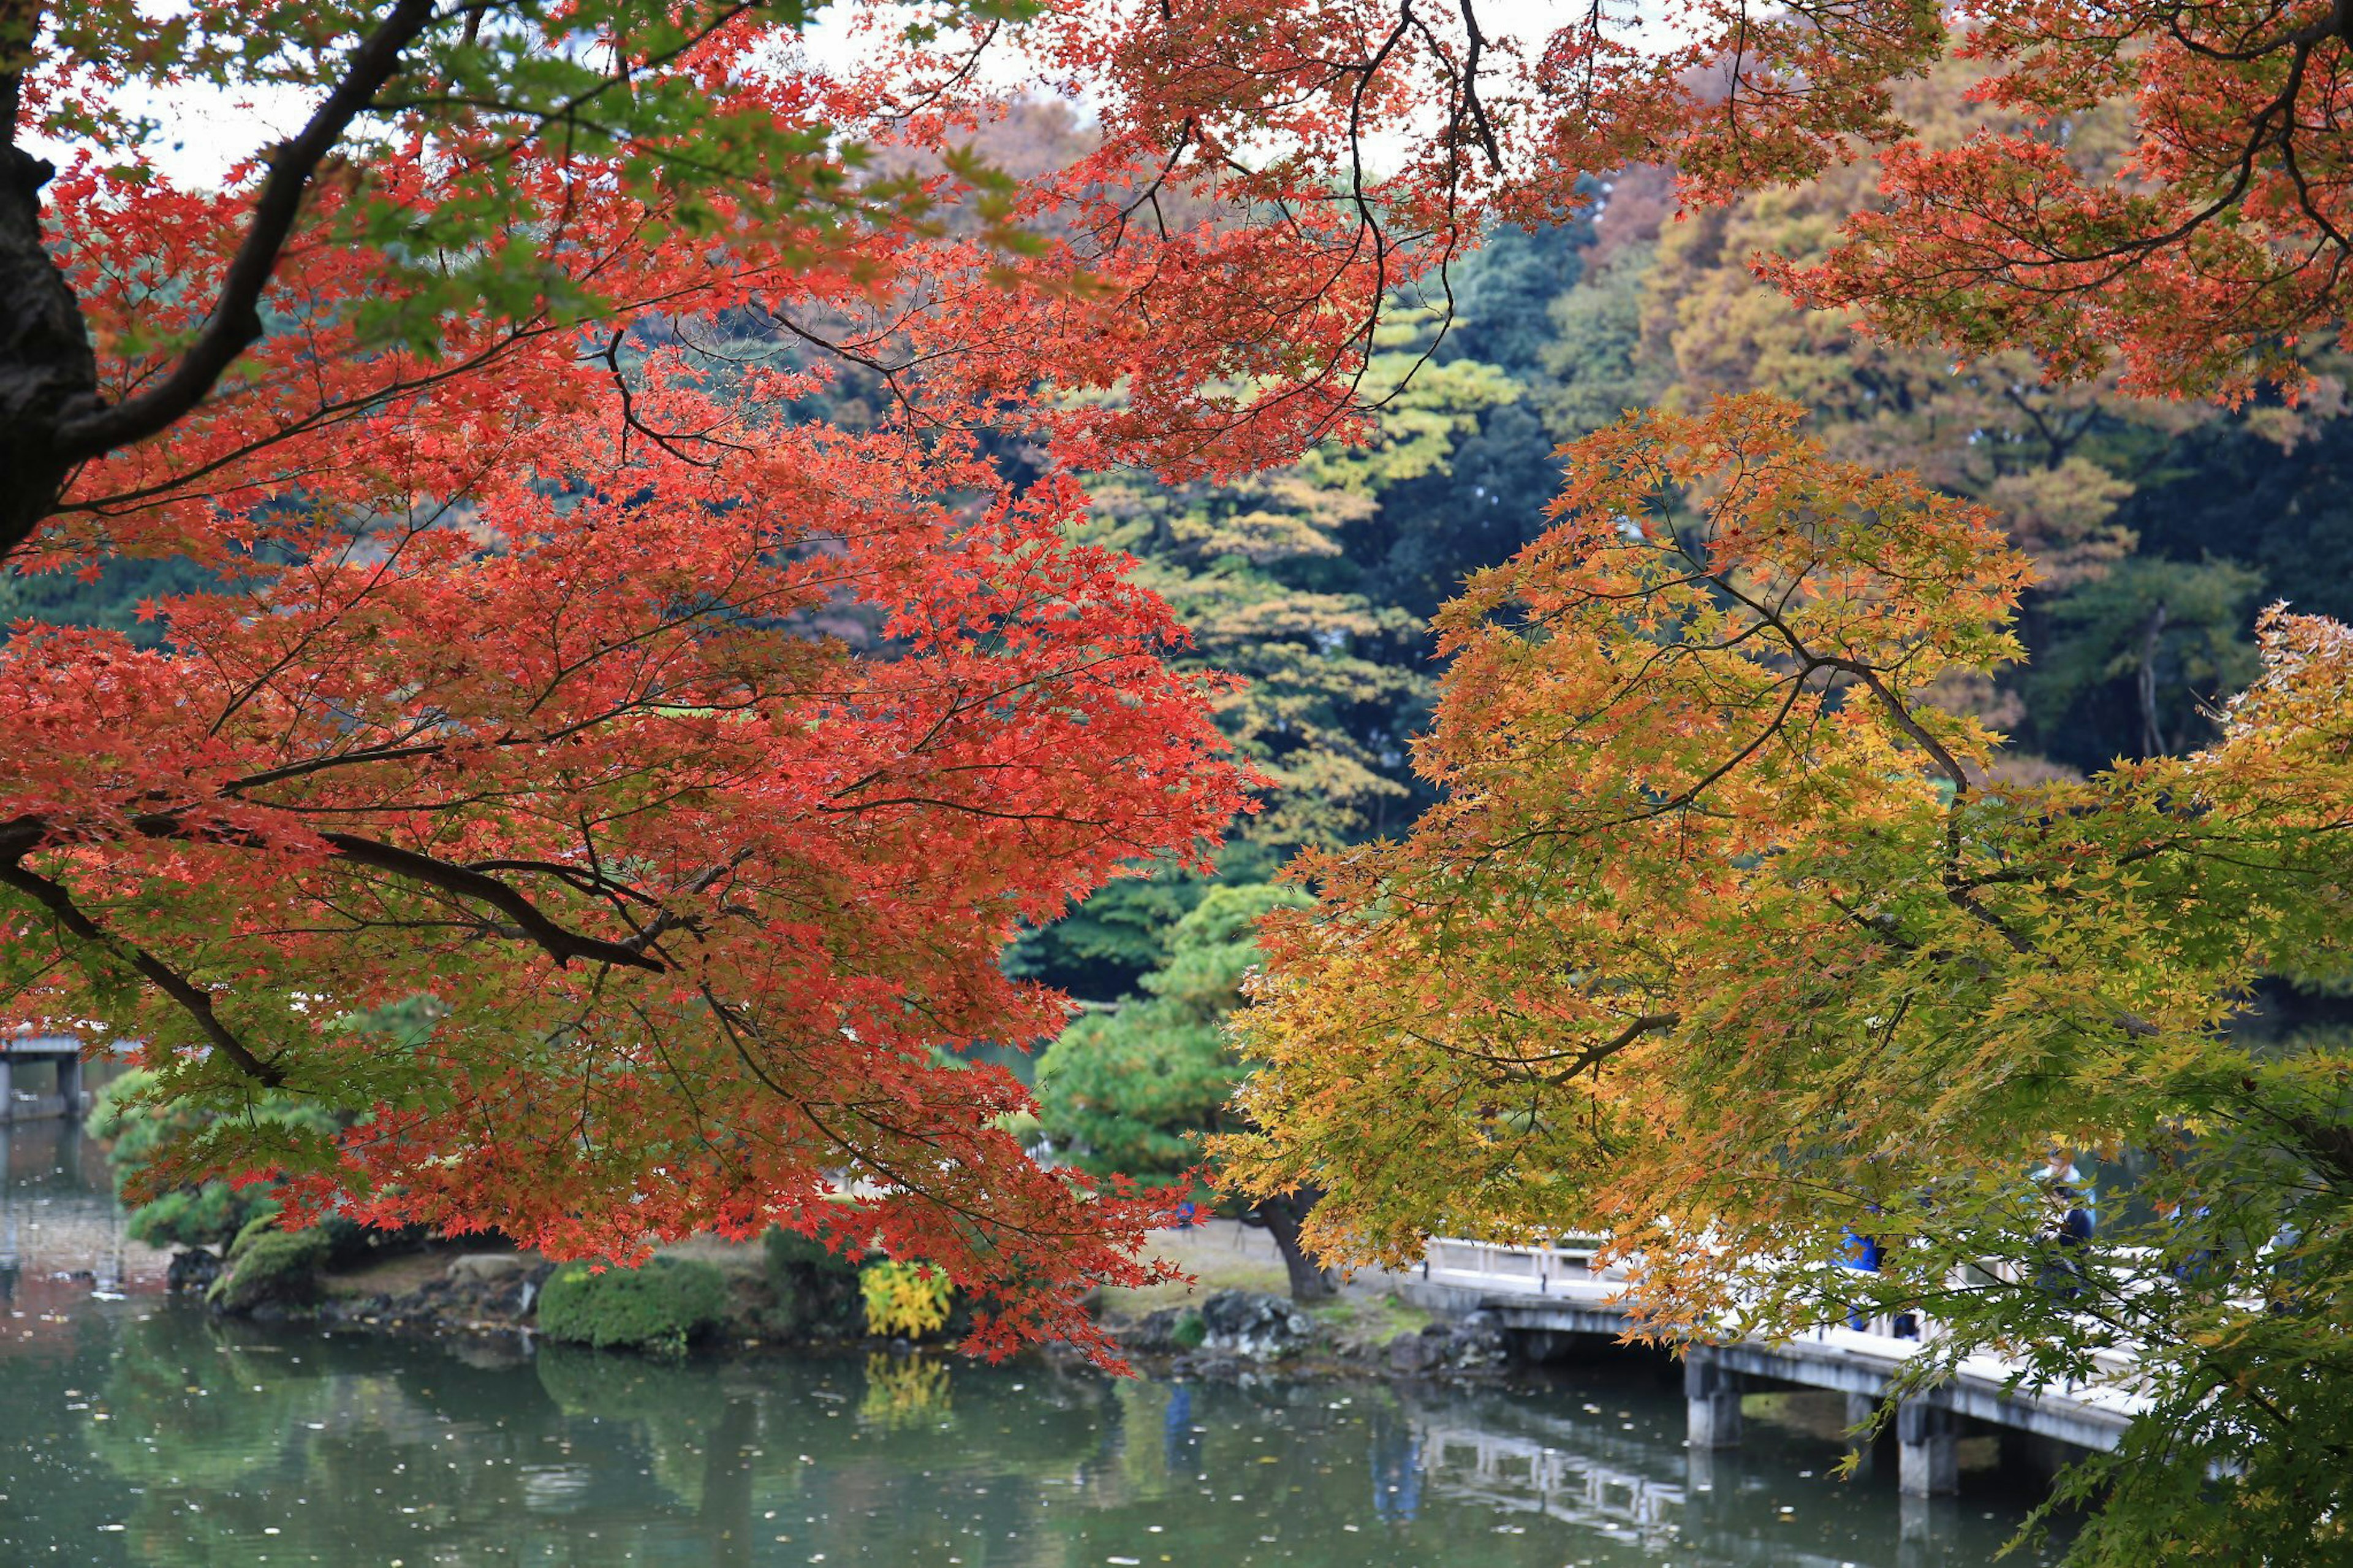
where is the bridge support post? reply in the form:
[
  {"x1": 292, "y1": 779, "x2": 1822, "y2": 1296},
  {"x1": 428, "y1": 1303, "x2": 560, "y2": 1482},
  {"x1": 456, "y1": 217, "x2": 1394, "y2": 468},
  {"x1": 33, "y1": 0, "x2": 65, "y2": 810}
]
[
  {"x1": 1843, "y1": 1392, "x2": 1881, "y2": 1479},
  {"x1": 1685, "y1": 1352, "x2": 1743, "y2": 1449},
  {"x1": 55, "y1": 1055, "x2": 81, "y2": 1119},
  {"x1": 1896, "y1": 1396, "x2": 1958, "y2": 1497},
  {"x1": 0, "y1": 1058, "x2": 12, "y2": 1121}
]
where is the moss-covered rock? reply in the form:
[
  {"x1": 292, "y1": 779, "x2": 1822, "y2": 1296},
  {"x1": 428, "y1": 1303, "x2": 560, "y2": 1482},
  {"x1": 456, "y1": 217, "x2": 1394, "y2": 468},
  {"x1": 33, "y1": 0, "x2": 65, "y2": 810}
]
[
  {"x1": 206, "y1": 1225, "x2": 330, "y2": 1314},
  {"x1": 536, "y1": 1257, "x2": 729, "y2": 1352},
  {"x1": 760, "y1": 1227, "x2": 867, "y2": 1338}
]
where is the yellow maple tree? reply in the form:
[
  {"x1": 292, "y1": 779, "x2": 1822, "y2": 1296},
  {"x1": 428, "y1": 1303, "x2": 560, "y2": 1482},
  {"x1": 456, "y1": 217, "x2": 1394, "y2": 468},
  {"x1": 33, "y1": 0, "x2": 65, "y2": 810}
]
[{"x1": 1221, "y1": 393, "x2": 2353, "y2": 1563}]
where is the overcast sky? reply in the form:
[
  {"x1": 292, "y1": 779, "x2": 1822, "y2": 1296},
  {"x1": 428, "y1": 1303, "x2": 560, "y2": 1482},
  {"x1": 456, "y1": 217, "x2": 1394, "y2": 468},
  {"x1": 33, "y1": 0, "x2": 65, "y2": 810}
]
[{"x1": 53, "y1": 0, "x2": 1599, "y2": 187}]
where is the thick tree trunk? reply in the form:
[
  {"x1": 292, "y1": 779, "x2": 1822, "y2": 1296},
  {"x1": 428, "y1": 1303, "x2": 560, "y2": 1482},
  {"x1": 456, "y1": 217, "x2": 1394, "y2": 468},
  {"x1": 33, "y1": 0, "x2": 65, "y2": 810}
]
[
  {"x1": 0, "y1": 127, "x2": 99, "y2": 561},
  {"x1": 1251, "y1": 1188, "x2": 1337, "y2": 1303}
]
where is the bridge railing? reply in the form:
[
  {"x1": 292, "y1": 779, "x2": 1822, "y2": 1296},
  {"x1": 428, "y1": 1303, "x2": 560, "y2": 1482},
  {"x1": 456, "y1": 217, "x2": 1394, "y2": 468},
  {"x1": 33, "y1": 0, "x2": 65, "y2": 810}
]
[
  {"x1": 1420, "y1": 1233, "x2": 2155, "y2": 1388},
  {"x1": 1420, "y1": 1235, "x2": 1626, "y2": 1301}
]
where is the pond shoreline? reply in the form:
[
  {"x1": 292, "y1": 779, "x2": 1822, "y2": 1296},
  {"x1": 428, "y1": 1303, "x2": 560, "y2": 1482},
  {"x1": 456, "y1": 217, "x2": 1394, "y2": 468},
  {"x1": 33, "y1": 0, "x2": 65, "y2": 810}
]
[
  {"x1": 169, "y1": 1229, "x2": 1534, "y2": 1392},
  {"x1": 9, "y1": 1121, "x2": 2068, "y2": 1566},
  {"x1": 163, "y1": 1211, "x2": 1544, "y2": 1390}
]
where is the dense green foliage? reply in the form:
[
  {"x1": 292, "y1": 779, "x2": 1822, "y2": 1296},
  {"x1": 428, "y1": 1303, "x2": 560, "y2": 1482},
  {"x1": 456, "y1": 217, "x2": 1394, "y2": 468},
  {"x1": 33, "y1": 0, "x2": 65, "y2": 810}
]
[
  {"x1": 537, "y1": 1258, "x2": 730, "y2": 1353},
  {"x1": 87, "y1": 1069, "x2": 339, "y2": 1250},
  {"x1": 1036, "y1": 884, "x2": 1309, "y2": 1183},
  {"x1": 760, "y1": 1227, "x2": 868, "y2": 1339},
  {"x1": 85, "y1": 1001, "x2": 442, "y2": 1252}
]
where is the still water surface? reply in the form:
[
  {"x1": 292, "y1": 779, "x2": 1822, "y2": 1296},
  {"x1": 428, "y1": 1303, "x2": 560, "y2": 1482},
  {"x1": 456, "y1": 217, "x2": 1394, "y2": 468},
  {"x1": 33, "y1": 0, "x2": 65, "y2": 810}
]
[{"x1": 2, "y1": 1123, "x2": 2053, "y2": 1567}]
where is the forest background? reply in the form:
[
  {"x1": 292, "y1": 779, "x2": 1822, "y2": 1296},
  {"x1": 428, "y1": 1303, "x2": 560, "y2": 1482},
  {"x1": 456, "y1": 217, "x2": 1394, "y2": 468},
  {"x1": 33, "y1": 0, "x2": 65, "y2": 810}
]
[{"x1": 17, "y1": 92, "x2": 2351, "y2": 1113}]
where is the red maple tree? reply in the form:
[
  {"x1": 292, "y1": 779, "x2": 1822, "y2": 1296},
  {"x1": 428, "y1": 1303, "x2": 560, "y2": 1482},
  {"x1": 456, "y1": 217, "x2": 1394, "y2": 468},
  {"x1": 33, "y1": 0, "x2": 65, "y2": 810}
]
[{"x1": 4, "y1": 0, "x2": 2327, "y2": 1357}]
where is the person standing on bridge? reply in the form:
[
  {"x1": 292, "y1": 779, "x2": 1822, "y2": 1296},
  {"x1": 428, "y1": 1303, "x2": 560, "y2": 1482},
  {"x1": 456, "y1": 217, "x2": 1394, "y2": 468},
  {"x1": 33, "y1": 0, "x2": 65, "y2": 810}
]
[
  {"x1": 1837, "y1": 1226, "x2": 1882, "y2": 1331},
  {"x1": 2036, "y1": 1148, "x2": 2096, "y2": 1299}
]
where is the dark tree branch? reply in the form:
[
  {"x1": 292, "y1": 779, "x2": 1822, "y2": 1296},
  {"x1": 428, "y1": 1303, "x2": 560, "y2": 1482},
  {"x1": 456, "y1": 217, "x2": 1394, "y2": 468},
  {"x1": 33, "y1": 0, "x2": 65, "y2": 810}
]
[
  {"x1": 2, "y1": 0, "x2": 99, "y2": 555},
  {"x1": 317, "y1": 830, "x2": 669, "y2": 971},
  {"x1": 51, "y1": 0, "x2": 442, "y2": 464},
  {"x1": 0, "y1": 856, "x2": 286, "y2": 1086},
  {"x1": 91, "y1": 807, "x2": 668, "y2": 972},
  {"x1": 1545, "y1": 1012, "x2": 1681, "y2": 1084},
  {"x1": 1453, "y1": 1, "x2": 1504, "y2": 170},
  {"x1": 596, "y1": 327, "x2": 752, "y2": 467}
]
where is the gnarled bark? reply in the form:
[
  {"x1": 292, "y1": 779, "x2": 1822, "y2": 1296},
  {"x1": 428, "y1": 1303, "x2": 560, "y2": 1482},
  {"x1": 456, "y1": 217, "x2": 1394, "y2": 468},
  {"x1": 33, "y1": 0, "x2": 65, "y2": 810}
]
[{"x1": 0, "y1": 141, "x2": 99, "y2": 561}]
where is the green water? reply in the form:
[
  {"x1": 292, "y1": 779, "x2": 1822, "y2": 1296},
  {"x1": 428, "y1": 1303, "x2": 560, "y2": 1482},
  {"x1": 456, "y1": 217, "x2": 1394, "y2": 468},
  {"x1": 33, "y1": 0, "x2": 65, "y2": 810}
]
[{"x1": 1, "y1": 1124, "x2": 2057, "y2": 1567}]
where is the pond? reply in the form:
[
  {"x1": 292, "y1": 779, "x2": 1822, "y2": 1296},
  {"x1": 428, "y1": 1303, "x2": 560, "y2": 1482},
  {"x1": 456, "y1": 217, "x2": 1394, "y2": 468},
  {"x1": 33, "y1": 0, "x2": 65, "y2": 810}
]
[{"x1": 1, "y1": 1123, "x2": 2061, "y2": 1567}]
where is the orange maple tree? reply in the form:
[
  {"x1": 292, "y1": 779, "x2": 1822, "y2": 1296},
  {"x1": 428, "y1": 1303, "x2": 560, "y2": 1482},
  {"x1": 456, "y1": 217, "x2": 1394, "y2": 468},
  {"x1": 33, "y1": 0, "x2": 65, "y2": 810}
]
[{"x1": 6, "y1": 0, "x2": 2346, "y2": 1358}]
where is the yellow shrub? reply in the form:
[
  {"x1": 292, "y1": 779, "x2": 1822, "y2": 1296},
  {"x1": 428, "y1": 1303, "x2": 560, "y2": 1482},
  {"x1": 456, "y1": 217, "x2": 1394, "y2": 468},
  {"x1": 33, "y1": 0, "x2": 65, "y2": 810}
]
[{"x1": 860, "y1": 1259, "x2": 952, "y2": 1339}]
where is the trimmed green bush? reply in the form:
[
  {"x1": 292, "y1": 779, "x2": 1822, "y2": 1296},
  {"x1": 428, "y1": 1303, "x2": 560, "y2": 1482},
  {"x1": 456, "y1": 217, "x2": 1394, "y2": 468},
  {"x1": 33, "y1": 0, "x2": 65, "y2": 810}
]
[
  {"x1": 205, "y1": 1225, "x2": 330, "y2": 1314},
  {"x1": 537, "y1": 1258, "x2": 729, "y2": 1353},
  {"x1": 761, "y1": 1227, "x2": 866, "y2": 1338}
]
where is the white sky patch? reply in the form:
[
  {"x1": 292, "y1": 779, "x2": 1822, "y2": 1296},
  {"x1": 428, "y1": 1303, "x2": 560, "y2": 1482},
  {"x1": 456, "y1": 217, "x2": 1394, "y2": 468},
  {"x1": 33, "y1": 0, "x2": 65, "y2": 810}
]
[{"x1": 32, "y1": 0, "x2": 1670, "y2": 191}]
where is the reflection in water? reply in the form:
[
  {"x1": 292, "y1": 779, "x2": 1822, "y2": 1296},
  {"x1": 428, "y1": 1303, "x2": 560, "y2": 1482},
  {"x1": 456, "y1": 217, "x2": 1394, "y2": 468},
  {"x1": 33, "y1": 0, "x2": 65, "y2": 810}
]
[
  {"x1": 0, "y1": 1118, "x2": 170, "y2": 1328},
  {"x1": 1, "y1": 1131, "x2": 2058, "y2": 1566},
  {"x1": 0, "y1": 1308, "x2": 2059, "y2": 1568},
  {"x1": 1367, "y1": 1406, "x2": 1422, "y2": 1524},
  {"x1": 858, "y1": 1351, "x2": 951, "y2": 1430},
  {"x1": 1161, "y1": 1380, "x2": 1195, "y2": 1479}
]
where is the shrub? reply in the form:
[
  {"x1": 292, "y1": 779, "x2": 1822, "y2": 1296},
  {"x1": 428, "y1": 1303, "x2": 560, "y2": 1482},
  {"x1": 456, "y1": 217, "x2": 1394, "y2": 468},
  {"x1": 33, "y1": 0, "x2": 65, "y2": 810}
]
[
  {"x1": 88, "y1": 1072, "x2": 288, "y2": 1250},
  {"x1": 860, "y1": 1259, "x2": 953, "y2": 1340},
  {"x1": 87, "y1": 1058, "x2": 380, "y2": 1253},
  {"x1": 537, "y1": 1258, "x2": 729, "y2": 1353},
  {"x1": 227, "y1": 1212, "x2": 279, "y2": 1261},
  {"x1": 205, "y1": 1225, "x2": 330, "y2": 1314},
  {"x1": 1170, "y1": 1310, "x2": 1208, "y2": 1350},
  {"x1": 761, "y1": 1226, "x2": 868, "y2": 1338},
  {"x1": 314, "y1": 1213, "x2": 432, "y2": 1268}
]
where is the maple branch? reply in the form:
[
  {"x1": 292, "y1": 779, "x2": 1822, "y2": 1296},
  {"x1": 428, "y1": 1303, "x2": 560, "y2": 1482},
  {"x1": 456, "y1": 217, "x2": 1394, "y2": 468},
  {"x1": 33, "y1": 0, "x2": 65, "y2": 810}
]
[
  {"x1": 596, "y1": 327, "x2": 753, "y2": 468},
  {"x1": 316, "y1": 831, "x2": 668, "y2": 972},
  {"x1": 1545, "y1": 1012, "x2": 1680, "y2": 1082},
  {"x1": 1808, "y1": 655, "x2": 1971, "y2": 795},
  {"x1": 1417, "y1": 1012, "x2": 1681, "y2": 1086},
  {"x1": 878, "y1": 17, "x2": 1001, "y2": 122},
  {"x1": 56, "y1": 275, "x2": 717, "y2": 520},
  {"x1": 88, "y1": 806, "x2": 667, "y2": 973},
  {"x1": 51, "y1": 0, "x2": 442, "y2": 464},
  {"x1": 1450, "y1": 1, "x2": 1504, "y2": 171},
  {"x1": 463, "y1": 857, "x2": 662, "y2": 907},
  {"x1": 605, "y1": 848, "x2": 754, "y2": 959},
  {"x1": 0, "y1": 857, "x2": 286, "y2": 1086}
]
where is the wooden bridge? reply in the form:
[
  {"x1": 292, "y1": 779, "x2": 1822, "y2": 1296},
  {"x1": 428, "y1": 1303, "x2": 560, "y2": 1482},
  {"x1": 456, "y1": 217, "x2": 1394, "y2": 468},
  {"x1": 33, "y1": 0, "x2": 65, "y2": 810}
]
[{"x1": 1403, "y1": 1236, "x2": 2141, "y2": 1498}]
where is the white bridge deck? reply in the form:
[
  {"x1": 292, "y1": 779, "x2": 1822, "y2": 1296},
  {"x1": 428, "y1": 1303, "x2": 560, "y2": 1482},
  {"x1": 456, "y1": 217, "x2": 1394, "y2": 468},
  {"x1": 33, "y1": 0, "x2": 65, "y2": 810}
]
[{"x1": 1405, "y1": 1236, "x2": 2142, "y2": 1479}]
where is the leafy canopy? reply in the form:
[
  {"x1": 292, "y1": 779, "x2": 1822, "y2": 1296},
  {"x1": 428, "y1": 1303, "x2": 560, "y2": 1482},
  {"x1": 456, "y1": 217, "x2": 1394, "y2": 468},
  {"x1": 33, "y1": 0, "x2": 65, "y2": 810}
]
[
  {"x1": 11, "y1": 0, "x2": 2352, "y2": 1364},
  {"x1": 1224, "y1": 394, "x2": 2353, "y2": 1564}
]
